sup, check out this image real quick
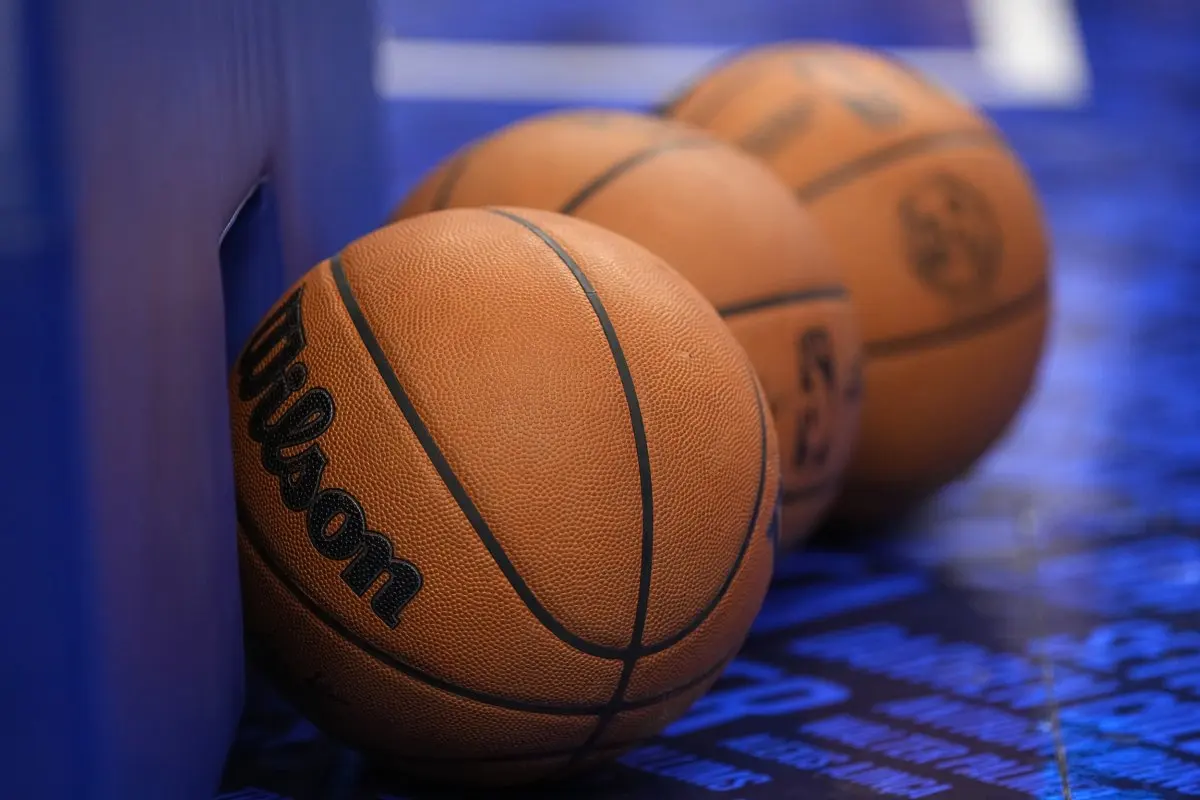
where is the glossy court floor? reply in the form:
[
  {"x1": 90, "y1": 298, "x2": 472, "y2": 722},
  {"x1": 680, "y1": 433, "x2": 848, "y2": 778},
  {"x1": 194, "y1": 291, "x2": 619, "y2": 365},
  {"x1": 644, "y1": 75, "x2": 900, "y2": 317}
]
[{"x1": 218, "y1": 2, "x2": 1200, "y2": 797}]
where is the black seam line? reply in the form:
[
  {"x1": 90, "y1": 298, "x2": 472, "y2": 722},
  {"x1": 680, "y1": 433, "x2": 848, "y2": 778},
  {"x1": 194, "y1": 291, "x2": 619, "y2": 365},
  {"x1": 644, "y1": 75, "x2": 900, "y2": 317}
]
[
  {"x1": 237, "y1": 497, "x2": 593, "y2": 715},
  {"x1": 429, "y1": 149, "x2": 472, "y2": 211},
  {"x1": 330, "y1": 254, "x2": 625, "y2": 661},
  {"x1": 565, "y1": 383, "x2": 767, "y2": 762},
  {"x1": 483, "y1": 209, "x2": 657, "y2": 768},
  {"x1": 864, "y1": 281, "x2": 1048, "y2": 359},
  {"x1": 569, "y1": 641, "x2": 738, "y2": 768},
  {"x1": 795, "y1": 128, "x2": 1002, "y2": 204},
  {"x1": 239, "y1": 496, "x2": 723, "y2": 717},
  {"x1": 559, "y1": 138, "x2": 719, "y2": 215},
  {"x1": 737, "y1": 97, "x2": 817, "y2": 159},
  {"x1": 686, "y1": 64, "x2": 762, "y2": 125},
  {"x1": 576, "y1": 663, "x2": 636, "y2": 767},
  {"x1": 718, "y1": 285, "x2": 849, "y2": 318},
  {"x1": 639, "y1": 369, "x2": 769, "y2": 655},
  {"x1": 489, "y1": 208, "x2": 657, "y2": 769},
  {"x1": 636, "y1": 643, "x2": 738, "y2": 706},
  {"x1": 659, "y1": 47, "x2": 766, "y2": 125},
  {"x1": 487, "y1": 211, "x2": 657, "y2": 664}
]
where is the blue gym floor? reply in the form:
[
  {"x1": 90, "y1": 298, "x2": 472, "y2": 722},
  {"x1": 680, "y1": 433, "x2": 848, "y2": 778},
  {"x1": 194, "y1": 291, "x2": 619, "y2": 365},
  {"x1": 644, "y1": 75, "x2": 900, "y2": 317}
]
[{"x1": 218, "y1": 2, "x2": 1200, "y2": 797}]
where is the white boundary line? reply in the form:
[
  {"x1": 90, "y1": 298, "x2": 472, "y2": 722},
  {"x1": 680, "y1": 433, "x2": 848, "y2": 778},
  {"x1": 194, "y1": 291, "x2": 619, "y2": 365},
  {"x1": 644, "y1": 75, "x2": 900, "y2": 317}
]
[
  {"x1": 967, "y1": 0, "x2": 1091, "y2": 106},
  {"x1": 375, "y1": 1, "x2": 1090, "y2": 108},
  {"x1": 374, "y1": 41, "x2": 997, "y2": 105},
  {"x1": 376, "y1": 39, "x2": 732, "y2": 105}
]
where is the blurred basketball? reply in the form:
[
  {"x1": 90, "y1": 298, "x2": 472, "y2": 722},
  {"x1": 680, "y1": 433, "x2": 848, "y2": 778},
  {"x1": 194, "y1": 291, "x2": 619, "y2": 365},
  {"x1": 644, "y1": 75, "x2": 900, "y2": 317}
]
[
  {"x1": 396, "y1": 109, "x2": 862, "y2": 548},
  {"x1": 665, "y1": 42, "x2": 1050, "y2": 522},
  {"x1": 229, "y1": 207, "x2": 778, "y2": 785}
]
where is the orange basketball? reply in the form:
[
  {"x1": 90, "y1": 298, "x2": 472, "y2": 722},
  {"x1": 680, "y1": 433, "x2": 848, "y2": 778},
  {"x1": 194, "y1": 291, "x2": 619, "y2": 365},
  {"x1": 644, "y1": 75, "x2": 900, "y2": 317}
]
[
  {"x1": 229, "y1": 207, "x2": 778, "y2": 786},
  {"x1": 395, "y1": 109, "x2": 862, "y2": 548},
  {"x1": 665, "y1": 42, "x2": 1051, "y2": 522}
]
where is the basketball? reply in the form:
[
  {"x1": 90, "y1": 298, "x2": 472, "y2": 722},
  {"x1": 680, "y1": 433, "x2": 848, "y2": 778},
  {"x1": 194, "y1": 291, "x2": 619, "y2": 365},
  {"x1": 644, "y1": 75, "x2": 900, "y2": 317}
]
[
  {"x1": 664, "y1": 42, "x2": 1051, "y2": 522},
  {"x1": 395, "y1": 109, "x2": 862, "y2": 547},
  {"x1": 228, "y1": 207, "x2": 779, "y2": 785}
]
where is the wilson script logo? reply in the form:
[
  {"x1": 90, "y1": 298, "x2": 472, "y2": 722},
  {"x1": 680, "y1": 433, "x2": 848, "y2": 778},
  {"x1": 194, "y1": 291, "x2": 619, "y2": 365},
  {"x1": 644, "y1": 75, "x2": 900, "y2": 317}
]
[{"x1": 236, "y1": 287, "x2": 423, "y2": 627}]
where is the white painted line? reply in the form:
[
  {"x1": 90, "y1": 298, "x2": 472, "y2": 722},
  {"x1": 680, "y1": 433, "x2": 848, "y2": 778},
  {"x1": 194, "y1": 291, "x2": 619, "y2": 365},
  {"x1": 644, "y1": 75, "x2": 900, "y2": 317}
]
[
  {"x1": 375, "y1": 39, "x2": 731, "y2": 105},
  {"x1": 966, "y1": 0, "x2": 1091, "y2": 106},
  {"x1": 375, "y1": 39, "x2": 1053, "y2": 108},
  {"x1": 375, "y1": 8, "x2": 1093, "y2": 111}
]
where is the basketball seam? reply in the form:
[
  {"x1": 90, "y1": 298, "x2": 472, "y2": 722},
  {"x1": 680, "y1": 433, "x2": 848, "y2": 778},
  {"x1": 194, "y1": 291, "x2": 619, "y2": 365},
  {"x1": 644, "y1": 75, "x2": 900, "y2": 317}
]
[
  {"x1": 639, "y1": 370, "x2": 771, "y2": 654},
  {"x1": 718, "y1": 285, "x2": 850, "y2": 317},
  {"x1": 659, "y1": 48, "x2": 772, "y2": 125},
  {"x1": 864, "y1": 280, "x2": 1048, "y2": 358},
  {"x1": 330, "y1": 253, "x2": 627, "y2": 661},
  {"x1": 236, "y1": 248, "x2": 747, "y2": 720},
  {"x1": 736, "y1": 95, "x2": 818, "y2": 158},
  {"x1": 794, "y1": 128, "x2": 1002, "y2": 203},
  {"x1": 236, "y1": 497, "x2": 593, "y2": 715},
  {"x1": 239, "y1": 497, "x2": 734, "y2": 716},
  {"x1": 429, "y1": 148, "x2": 473, "y2": 211},
  {"x1": 560, "y1": 284, "x2": 774, "y2": 769},
  {"x1": 486, "y1": 208, "x2": 659, "y2": 767},
  {"x1": 484, "y1": 214, "x2": 658, "y2": 663},
  {"x1": 558, "y1": 138, "x2": 720, "y2": 216}
]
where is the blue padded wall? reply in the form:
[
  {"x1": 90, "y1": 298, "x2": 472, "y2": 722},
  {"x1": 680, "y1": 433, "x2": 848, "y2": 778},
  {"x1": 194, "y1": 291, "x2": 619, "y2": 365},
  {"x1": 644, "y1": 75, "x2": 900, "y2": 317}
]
[{"x1": 0, "y1": 1, "x2": 386, "y2": 798}]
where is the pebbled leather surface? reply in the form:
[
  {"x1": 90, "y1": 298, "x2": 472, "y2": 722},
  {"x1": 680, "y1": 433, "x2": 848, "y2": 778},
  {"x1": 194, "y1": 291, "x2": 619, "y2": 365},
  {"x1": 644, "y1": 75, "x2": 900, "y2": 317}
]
[{"x1": 229, "y1": 207, "x2": 777, "y2": 781}]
